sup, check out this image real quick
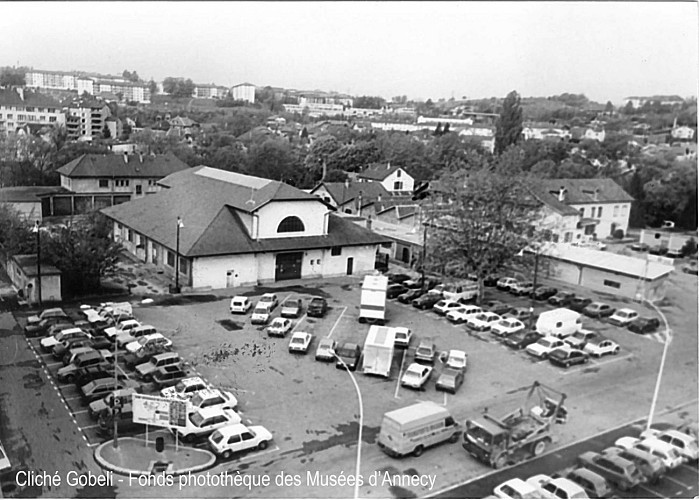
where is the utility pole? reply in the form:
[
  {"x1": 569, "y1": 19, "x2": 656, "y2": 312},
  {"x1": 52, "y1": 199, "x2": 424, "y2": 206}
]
[
  {"x1": 34, "y1": 221, "x2": 42, "y2": 306},
  {"x1": 174, "y1": 217, "x2": 183, "y2": 292},
  {"x1": 528, "y1": 248, "x2": 540, "y2": 330}
]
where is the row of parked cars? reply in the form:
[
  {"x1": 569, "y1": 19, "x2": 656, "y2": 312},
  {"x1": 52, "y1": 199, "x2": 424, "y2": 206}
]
[
  {"x1": 490, "y1": 424, "x2": 698, "y2": 498},
  {"x1": 25, "y1": 302, "x2": 274, "y2": 459}
]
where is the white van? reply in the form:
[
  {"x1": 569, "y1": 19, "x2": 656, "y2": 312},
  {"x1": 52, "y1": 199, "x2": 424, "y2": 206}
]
[
  {"x1": 377, "y1": 401, "x2": 462, "y2": 458},
  {"x1": 430, "y1": 281, "x2": 479, "y2": 302},
  {"x1": 535, "y1": 308, "x2": 582, "y2": 339}
]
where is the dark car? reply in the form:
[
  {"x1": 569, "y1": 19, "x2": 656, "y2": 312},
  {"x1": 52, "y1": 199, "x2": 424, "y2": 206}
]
[
  {"x1": 53, "y1": 336, "x2": 112, "y2": 360},
  {"x1": 548, "y1": 291, "x2": 576, "y2": 307},
  {"x1": 404, "y1": 276, "x2": 438, "y2": 290},
  {"x1": 483, "y1": 300, "x2": 512, "y2": 316},
  {"x1": 649, "y1": 246, "x2": 668, "y2": 256},
  {"x1": 435, "y1": 368, "x2": 464, "y2": 394},
  {"x1": 25, "y1": 316, "x2": 73, "y2": 337},
  {"x1": 412, "y1": 293, "x2": 442, "y2": 310},
  {"x1": 629, "y1": 242, "x2": 650, "y2": 252},
  {"x1": 505, "y1": 307, "x2": 538, "y2": 323},
  {"x1": 583, "y1": 302, "x2": 616, "y2": 319},
  {"x1": 386, "y1": 273, "x2": 412, "y2": 284},
  {"x1": 576, "y1": 452, "x2": 644, "y2": 491},
  {"x1": 398, "y1": 288, "x2": 423, "y2": 304},
  {"x1": 74, "y1": 364, "x2": 122, "y2": 388},
  {"x1": 152, "y1": 365, "x2": 188, "y2": 388},
  {"x1": 569, "y1": 296, "x2": 593, "y2": 313},
  {"x1": 503, "y1": 330, "x2": 542, "y2": 350},
  {"x1": 307, "y1": 297, "x2": 328, "y2": 318},
  {"x1": 80, "y1": 378, "x2": 139, "y2": 403},
  {"x1": 387, "y1": 283, "x2": 410, "y2": 299},
  {"x1": 627, "y1": 317, "x2": 661, "y2": 334},
  {"x1": 532, "y1": 286, "x2": 558, "y2": 301},
  {"x1": 548, "y1": 347, "x2": 589, "y2": 368},
  {"x1": 335, "y1": 342, "x2": 361, "y2": 371},
  {"x1": 483, "y1": 274, "x2": 499, "y2": 287}
]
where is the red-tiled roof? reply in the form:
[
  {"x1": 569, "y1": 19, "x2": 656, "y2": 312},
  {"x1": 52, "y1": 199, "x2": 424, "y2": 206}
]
[{"x1": 57, "y1": 153, "x2": 189, "y2": 179}]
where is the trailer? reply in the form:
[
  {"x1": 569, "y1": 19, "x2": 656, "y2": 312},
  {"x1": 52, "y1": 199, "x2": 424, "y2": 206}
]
[
  {"x1": 362, "y1": 325, "x2": 396, "y2": 378},
  {"x1": 462, "y1": 381, "x2": 567, "y2": 469},
  {"x1": 358, "y1": 275, "x2": 388, "y2": 324}
]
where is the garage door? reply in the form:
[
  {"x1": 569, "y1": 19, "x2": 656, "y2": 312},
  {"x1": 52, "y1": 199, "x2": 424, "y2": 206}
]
[{"x1": 275, "y1": 252, "x2": 303, "y2": 281}]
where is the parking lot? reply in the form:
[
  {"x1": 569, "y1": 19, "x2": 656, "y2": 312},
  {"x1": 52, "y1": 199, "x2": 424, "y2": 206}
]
[{"x1": 8, "y1": 267, "x2": 697, "y2": 497}]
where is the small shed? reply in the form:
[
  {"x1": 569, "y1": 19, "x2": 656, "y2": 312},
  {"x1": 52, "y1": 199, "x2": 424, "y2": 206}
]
[{"x1": 5, "y1": 254, "x2": 62, "y2": 304}]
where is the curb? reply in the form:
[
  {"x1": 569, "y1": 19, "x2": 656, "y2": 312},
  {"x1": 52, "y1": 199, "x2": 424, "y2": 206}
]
[{"x1": 93, "y1": 440, "x2": 217, "y2": 477}]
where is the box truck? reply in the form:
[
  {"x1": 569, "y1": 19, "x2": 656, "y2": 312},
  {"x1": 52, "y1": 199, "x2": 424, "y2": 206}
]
[
  {"x1": 359, "y1": 275, "x2": 388, "y2": 324},
  {"x1": 362, "y1": 325, "x2": 396, "y2": 378},
  {"x1": 536, "y1": 308, "x2": 583, "y2": 339}
]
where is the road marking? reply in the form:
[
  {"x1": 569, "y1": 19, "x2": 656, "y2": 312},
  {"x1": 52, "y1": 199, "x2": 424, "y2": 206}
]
[
  {"x1": 290, "y1": 313, "x2": 308, "y2": 334},
  {"x1": 45, "y1": 361, "x2": 63, "y2": 368},
  {"x1": 73, "y1": 409, "x2": 90, "y2": 415},
  {"x1": 663, "y1": 475, "x2": 690, "y2": 488},
  {"x1": 326, "y1": 307, "x2": 347, "y2": 339},
  {"x1": 443, "y1": 391, "x2": 448, "y2": 406},
  {"x1": 679, "y1": 463, "x2": 698, "y2": 474},
  {"x1": 636, "y1": 484, "x2": 665, "y2": 498},
  {"x1": 64, "y1": 396, "x2": 84, "y2": 402},
  {"x1": 394, "y1": 350, "x2": 408, "y2": 399},
  {"x1": 80, "y1": 424, "x2": 101, "y2": 430}
]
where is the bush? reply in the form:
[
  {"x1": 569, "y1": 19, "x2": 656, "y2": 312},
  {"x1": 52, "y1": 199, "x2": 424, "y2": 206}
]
[
  {"x1": 613, "y1": 228, "x2": 625, "y2": 239},
  {"x1": 681, "y1": 237, "x2": 697, "y2": 257}
]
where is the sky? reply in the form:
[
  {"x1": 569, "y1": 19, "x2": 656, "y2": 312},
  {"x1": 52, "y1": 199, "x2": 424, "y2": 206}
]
[{"x1": 2, "y1": 2, "x2": 697, "y2": 105}]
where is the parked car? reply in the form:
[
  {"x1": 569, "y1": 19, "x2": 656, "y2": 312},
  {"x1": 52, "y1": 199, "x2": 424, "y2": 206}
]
[
  {"x1": 492, "y1": 478, "x2": 540, "y2": 499},
  {"x1": 189, "y1": 389, "x2": 238, "y2": 413},
  {"x1": 583, "y1": 302, "x2": 616, "y2": 319},
  {"x1": 527, "y1": 475, "x2": 588, "y2": 500},
  {"x1": 496, "y1": 277, "x2": 519, "y2": 292},
  {"x1": 125, "y1": 333, "x2": 172, "y2": 355},
  {"x1": 393, "y1": 327, "x2": 412, "y2": 348},
  {"x1": 569, "y1": 296, "x2": 593, "y2": 313},
  {"x1": 526, "y1": 336, "x2": 565, "y2": 359},
  {"x1": 25, "y1": 316, "x2": 73, "y2": 337},
  {"x1": 52, "y1": 336, "x2": 103, "y2": 360},
  {"x1": 229, "y1": 296, "x2": 252, "y2": 314},
  {"x1": 267, "y1": 317, "x2": 293, "y2": 337},
  {"x1": 442, "y1": 349, "x2": 468, "y2": 371},
  {"x1": 58, "y1": 350, "x2": 113, "y2": 382},
  {"x1": 506, "y1": 307, "x2": 538, "y2": 323},
  {"x1": 433, "y1": 299, "x2": 463, "y2": 315},
  {"x1": 172, "y1": 407, "x2": 241, "y2": 443},
  {"x1": 483, "y1": 274, "x2": 500, "y2": 287},
  {"x1": 280, "y1": 298, "x2": 303, "y2": 318},
  {"x1": 509, "y1": 281, "x2": 534, "y2": 296},
  {"x1": 404, "y1": 276, "x2": 438, "y2": 290},
  {"x1": 115, "y1": 324, "x2": 158, "y2": 349},
  {"x1": 629, "y1": 242, "x2": 650, "y2": 252},
  {"x1": 649, "y1": 246, "x2": 668, "y2": 256},
  {"x1": 412, "y1": 293, "x2": 442, "y2": 310},
  {"x1": 288, "y1": 331, "x2": 313, "y2": 353},
  {"x1": 414, "y1": 341, "x2": 437, "y2": 364},
  {"x1": 161, "y1": 376, "x2": 211, "y2": 400},
  {"x1": 665, "y1": 248, "x2": 683, "y2": 259},
  {"x1": 548, "y1": 291, "x2": 576, "y2": 307},
  {"x1": 103, "y1": 319, "x2": 141, "y2": 341},
  {"x1": 80, "y1": 377, "x2": 140, "y2": 403},
  {"x1": 135, "y1": 353, "x2": 182, "y2": 381},
  {"x1": 88, "y1": 388, "x2": 138, "y2": 420},
  {"x1": 503, "y1": 330, "x2": 542, "y2": 350},
  {"x1": 435, "y1": 368, "x2": 464, "y2": 394},
  {"x1": 583, "y1": 338, "x2": 620, "y2": 357},
  {"x1": 307, "y1": 297, "x2": 328, "y2": 318},
  {"x1": 490, "y1": 318, "x2": 526, "y2": 338},
  {"x1": 548, "y1": 346, "x2": 589, "y2": 368},
  {"x1": 397, "y1": 288, "x2": 423, "y2": 304},
  {"x1": 335, "y1": 342, "x2": 361, "y2": 371},
  {"x1": 576, "y1": 451, "x2": 644, "y2": 491},
  {"x1": 641, "y1": 428, "x2": 699, "y2": 461},
  {"x1": 682, "y1": 261, "x2": 698, "y2": 275},
  {"x1": 257, "y1": 293, "x2": 278, "y2": 310},
  {"x1": 483, "y1": 300, "x2": 512, "y2": 316},
  {"x1": 627, "y1": 317, "x2": 661, "y2": 334},
  {"x1": 387, "y1": 283, "x2": 410, "y2": 299},
  {"x1": 41, "y1": 327, "x2": 90, "y2": 352},
  {"x1": 386, "y1": 273, "x2": 412, "y2": 284},
  {"x1": 314, "y1": 337, "x2": 336, "y2": 362},
  {"x1": 607, "y1": 308, "x2": 639, "y2": 327},
  {"x1": 151, "y1": 365, "x2": 189, "y2": 388},
  {"x1": 564, "y1": 468, "x2": 613, "y2": 499},
  {"x1": 446, "y1": 305, "x2": 483, "y2": 324},
  {"x1": 602, "y1": 446, "x2": 666, "y2": 484},
  {"x1": 532, "y1": 286, "x2": 558, "y2": 301},
  {"x1": 400, "y1": 363, "x2": 432, "y2": 390},
  {"x1": 27, "y1": 307, "x2": 69, "y2": 326},
  {"x1": 466, "y1": 312, "x2": 502, "y2": 332},
  {"x1": 208, "y1": 423, "x2": 272, "y2": 458},
  {"x1": 564, "y1": 329, "x2": 599, "y2": 349},
  {"x1": 74, "y1": 364, "x2": 121, "y2": 388}
]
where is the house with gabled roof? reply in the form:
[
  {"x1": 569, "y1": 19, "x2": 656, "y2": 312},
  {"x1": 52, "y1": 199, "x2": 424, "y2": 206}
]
[
  {"x1": 356, "y1": 163, "x2": 415, "y2": 194},
  {"x1": 101, "y1": 167, "x2": 390, "y2": 290},
  {"x1": 309, "y1": 180, "x2": 392, "y2": 216}
]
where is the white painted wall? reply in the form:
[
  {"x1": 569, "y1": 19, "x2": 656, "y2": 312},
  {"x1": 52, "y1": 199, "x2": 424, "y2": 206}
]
[
  {"x1": 256, "y1": 200, "x2": 329, "y2": 239},
  {"x1": 380, "y1": 169, "x2": 414, "y2": 193},
  {"x1": 570, "y1": 202, "x2": 631, "y2": 238}
]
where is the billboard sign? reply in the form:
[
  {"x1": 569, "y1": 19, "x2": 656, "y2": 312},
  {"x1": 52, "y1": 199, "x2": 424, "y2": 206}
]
[{"x1": 132, "y1": 394, "x2": 188, "y2": 428}]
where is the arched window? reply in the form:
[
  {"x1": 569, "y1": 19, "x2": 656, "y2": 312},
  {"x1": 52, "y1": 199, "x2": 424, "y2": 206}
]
[{"x1": 277, "y1": 216, "x2": 305, "y2": 233}]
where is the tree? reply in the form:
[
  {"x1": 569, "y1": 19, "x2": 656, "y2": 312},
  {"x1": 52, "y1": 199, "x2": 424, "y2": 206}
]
[
  {"x1": 0, "y1": 204, "x2": 34, "y2": 256},
  {"x1": 0, "y1": 66, "x2": 27, "y2": 86},
  {"x1": 148, "y1": 79, "x2": 158, "y2": 96},
  {"x1": 246, "y1": 139, "x2": 300, "y2": 185},
  {"x1": 625, "y1": 170, "x2": 646, "y2": 228},
  {"x1": 353, "y1": 96, "x2": 386, "y2": 109},
  {"x1": 643, "y1": 162, "x2": 698, "y2": 228},
  {"x1": 605, "y1": 101, "x2": 615, "y2": 113},
  {"x1": 102, "y1": 124, "x2": 112, "y2": 139},
  {"x1": 433, "y1": 123, "x2": 443, "y2": 137},
  {"x1": 495, "y1": 91, "x2": 523, "y2": 155},
  {"x1": 122, "y1": 70, "x2": 140, "y2": 82},
  {"x1": 304, "y1": 136, "x2": 341, "y2": 182}
]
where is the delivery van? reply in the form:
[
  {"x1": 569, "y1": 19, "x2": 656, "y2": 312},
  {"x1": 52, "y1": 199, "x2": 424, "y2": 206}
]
[
  {"x1": 362, "y1": 325, "x2": 396, "y2": 378},
  {"x1": 430, "y1": 281, "x2": 479, "y2": 302},
  {"x1": 535, "y1": 308, "x2": 582, "y2": 339},
  {"x1": 377, "y1": 401, "x2": 462, "y2": 458}
]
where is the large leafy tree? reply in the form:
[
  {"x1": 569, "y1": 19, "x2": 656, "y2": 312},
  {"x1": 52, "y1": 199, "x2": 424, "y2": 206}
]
[
  {"x1": 495, "y1": 90, "x2": 523, "y2": 154},
  {"x1": 0, "y1": 204, "x2": 35, "y2": 256},
  {"x1": 246, "y1": 139, "x2": 301, "y2": 185}
]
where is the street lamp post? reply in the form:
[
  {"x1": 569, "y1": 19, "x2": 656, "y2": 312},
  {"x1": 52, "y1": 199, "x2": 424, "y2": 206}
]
[
  {"x1": 528, "y1": 248, "x2": 540, "y2": 330},
  {"x1": 174, "y1": 217, "x2": 183, "y2": 293},
  {"x1": 644, "y1": 299, "x2": 672, "y2": 431},
  {"x1": 34, "y1": 221, "x2": 42, "y2": 306},
  {"x1": 332, "y1": 353, "x2": 364, "y2": 499}
]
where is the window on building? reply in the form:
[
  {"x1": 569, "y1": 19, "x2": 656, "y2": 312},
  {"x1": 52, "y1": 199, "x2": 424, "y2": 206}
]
[
  {"x1": 99, "y1": 179, "x2": 109, "y2": 188},
  {"x1": 622, "y1": 205, "x2": 628, "y2": 216},
  {"x1": 179, "y1": 257, "x2": 189, "y2": 275},
  {"x1": 49, "y1": 116, "x2": 56, "y2": 123},
  {"x1": 613, "y1": 205, "x2": 619, "y2": 217},
  {"x1": 277, "y1": 216, "x2": 305, "y2": 233},
  {"x1": 564, "y1": 232, "x2": 572, "y2": 242},
  {"x1": 115, "y1": 179, "x2": 130, "y2": 187},
  {"x1": 127, "y1": 229, "x2": 133, "y2": 242},
  {"x1": 136, "y1": 185, "x2": 142, "y2": 195},
  {"x1": 396, "y1": 169, "x2": 402, "y2": 177},
  {"x1": 167, "y1": 251, "x2": 175, "y2": 267},
  {"x1": 6, "y1": 114, "x2": 12, "y2": 119},
  {"x1": 603, "y1": 279, "x2": 621, "y2": 289},
  {"x1": 598, "y1": 207, "x2": 603, "y2": 217},
  {"x1": 393, "y1": 181, "x2": 403, "y2": 190},
  {"x1": 331, "y1": 246, "x2": 342, "y2": 256},
  {"x1": 579, "y1": 207, "x2": 585, "y2": 217}
]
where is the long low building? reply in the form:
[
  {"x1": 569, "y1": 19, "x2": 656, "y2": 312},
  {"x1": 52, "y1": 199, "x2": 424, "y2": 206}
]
[
  {"x1": 538, "y1": 244, "x2": 674, "y2": 301},
  {"x1": 101, "y1": 166, "x2": 390, "y2": 291}
]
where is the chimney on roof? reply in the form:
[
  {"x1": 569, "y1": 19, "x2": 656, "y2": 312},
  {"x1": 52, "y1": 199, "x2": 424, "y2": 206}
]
[
  {"x1": 387, "y1": 162, "x2": 391, "y2": 170},
  {"x1": 366, "y1": 216, "x2": 372, "y2": 230},
  {"x1": 558, "y1": 186, "x2": 567, "y2": 202},
  {"x1": 139, "y1": 153, "x2": 143, "y2": 163},
  {"x1": 15, "y1": 87, "x2": 24, "y2": 101},
  {"x1": 123, "y1": 151, "x2": 128, "y2": 164},
  {"x1": 593, "y1": 188, "x2": 600, "y2": 201}
]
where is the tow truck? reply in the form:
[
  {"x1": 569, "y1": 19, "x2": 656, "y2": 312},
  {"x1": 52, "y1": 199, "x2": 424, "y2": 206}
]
[{"x1": 462, "y1": 381, "x2": 567, "y2": 469}]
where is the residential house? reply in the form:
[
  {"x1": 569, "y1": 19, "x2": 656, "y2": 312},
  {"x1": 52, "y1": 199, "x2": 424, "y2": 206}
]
[
  {"x1": 584, "y1": 126, "x2": 606, "y2": 142},
  {"x1": 310, "y1": 181, "x2": 392, "y2": 217},
  {"x1": 0, "y1": 186, "x2": 68, "y2": 222},
  {"x1": 671, "y1": 125, "x2": 695, "y2": 141},
  {"x1": 522, "y1": 122, "x2": 571, "y2": 141},
  {"x1": 356, "y1": 163, "x2": 415, "y2": 194},
  {"x1": 194, "y1": 84, "x2": 229, "y2": 99},
  {"x1": 531, "y1": 178, "x2": 634, "y2": 242},
  {"x1": 101, "y1": 167, "x2": 389, "y2": 290},
  {"x1": 624, "y1": 95, "x2": 685, "y2": 109},
  {"x1": 104, "y1": 117, "x2": 123, "y2": 140},
  {"x1": 0, "y1": 88, "x2": 65, "y2": 135},
  {"x1": 64, "y1": 98, "x2": 111, "y2": 141},
  {"x1": 230, "y1": 83, "x2": 256, "y2": 103}
]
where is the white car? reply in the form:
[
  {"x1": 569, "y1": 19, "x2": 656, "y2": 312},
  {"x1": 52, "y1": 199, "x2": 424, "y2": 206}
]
[
  {"x1": 161, "y1": 377, "x2": 211, "y2": 400},
  {"x1": 443, "y1": 349, "x2": 468, "y2": 371},
  {"x1": 171, "y1": 407, "x2": 241, "y2": 442},
  {"x1": 433, "y1": 299, "x2": 463, "y2": 316},
  {"x1": 583, "y1": 338, "x2": 620, "y2": 357},
  {"x1": 607, "y1": 308, "x2": 639, "y2": 327},
  {"x1": 208, "y1": 423, "x2": 273, "y2": 459},
  {"x1": 229, "y1": 296, "x2": 252, "y2": 314},
  {"x1": 640, "y1": 428, "x2": 698, "y2": 461},
  {"x1": 493, "y1": 478, "x2": 540, "y2": 499},
  {"x1": 446, "y1": 305, "x2": 483, "y2": 324},
  {"x1": 496, "y1": 277, "x2": 519, "y2": 291},
  {"x1": 393, "y1": 327, "x2": 412, "y2": 348},
  {"x1": 314, "y1": 338, "x2": 336, "y2": 362},
  {"x1": 125, "y1": 333, "x2": 172, "y2": 354},
  {"x1": 490, "y1": 318, "x2": 525, "y2": 337},
  {"x1": 400, "y1": 363, "x2": 432, "y2": 390},
  {"x1": 257, "y1": 293, "x2": 278, "y2": 311},
  {"x1": 104, "y1": 319, "x2": 141, "y2": 340},
  {"x1": 527, "y1": 475, "x2": 588, "y2": 499},
  {"x1": 189, "y1": 389, "x2": 238, "y2": 413},
  {"x1": 267, "y1": 317, "x2": 292, "y2": 337},
  {"x1": 526, "y1": 336, "x2": 565, "y2": 358},
  {"x1": 40, "y1": 327, "x2": 90, "y2": 351},
  {"x1": 250, "y1": 305, "x2": 272, "y2": 325},
  {"x1": 289, "y1": 331, "x2": 313, "y2": 353},
  {"x1": 466, "y1": 312, "x2": 501, "y2": 331}
]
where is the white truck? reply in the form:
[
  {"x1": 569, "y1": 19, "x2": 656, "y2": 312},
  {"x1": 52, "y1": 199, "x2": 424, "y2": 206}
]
[
  {"x1": 358, "y1": 275, "x2": 388, "y2": 324},
  {"x1": 362, "y1": 325, "x2": 396, "y2": 378},
  {"x1": 535, "y1": 308, "x2": 582, "y2": 339}
]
